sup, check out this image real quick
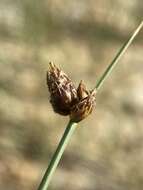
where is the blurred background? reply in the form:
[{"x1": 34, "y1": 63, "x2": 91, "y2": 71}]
[{"x1": 0, "y1": 0, "x2": 143, "y2": 190}]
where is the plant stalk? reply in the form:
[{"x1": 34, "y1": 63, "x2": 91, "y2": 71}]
[
  {"x1": 38, "y1": 20, "x2": 143, "y2": 190},
  {"x1": 95, "y1": 20, "x2": 143, "y2": 91},
  {"x1": 38, "y1": 121, "x2": 77, "y2": 190}
]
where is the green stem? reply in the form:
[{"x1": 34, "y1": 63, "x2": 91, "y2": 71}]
[
  {"x1": 38, "y1": 121, "x2": 77, "y2": 190},
  {"x1": 38, "y1": 21, "x2": 143, "y2": 190},
  {"x1": 95, "y1": 20, "x2": 143, "y2": 91}
]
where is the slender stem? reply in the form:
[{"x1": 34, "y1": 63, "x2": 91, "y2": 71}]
[
  {"x1": 38, "y1": 121, "x2": 77, "y2": 190},
  {"x1": 95, "y1": 21, "x2": 143, "y2": 91},
  {"x1": 38, "y1": 20, "x2": 143, "y2": 190}
]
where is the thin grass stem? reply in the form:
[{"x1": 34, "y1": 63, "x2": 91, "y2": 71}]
[
  {"x1": 95, "y1": 20, "x2": 143, "y2": 91},
  {"x1": 38, "y1": 121, "x2": 77, "y2": 190}
]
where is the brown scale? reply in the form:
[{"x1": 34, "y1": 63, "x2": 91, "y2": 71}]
[{"x1": 70, "y1": 81, "x2": 96, "y2": 122}]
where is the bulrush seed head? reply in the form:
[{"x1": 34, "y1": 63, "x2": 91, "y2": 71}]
[
  {"x1": 47, "y1": 62, "x2": 78, "y2": 115},
  {"x1": 47, "y1": 63, "x2": 96, "y2": 122}
]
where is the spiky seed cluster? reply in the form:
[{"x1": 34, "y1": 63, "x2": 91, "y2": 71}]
[
  {"x1": 70, "y1": 82, "x2": 96, "y2": 122},
  {"x1": 47, "y1": 63, "x2": 96, "y2": 122},
  {"x1": 47, "y1": 62, "x2": 77, "y2": 115}
]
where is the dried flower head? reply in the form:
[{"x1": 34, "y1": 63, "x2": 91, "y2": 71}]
[
  {"x1": 70, "y1": 81, "x2": 96, "y2": 122},
  {"x1": 47, "y1": 62, "x2": 78, "y2": 115},
  {"x1": 47, "y1": 63, "x2": 96, "y2": 122}
]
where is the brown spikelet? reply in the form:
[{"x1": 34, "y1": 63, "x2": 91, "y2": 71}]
[
  {"x1": 47, "y1": 62, "x2": 78, "y2": 115},
  {"x1": 70, "y1": 82, "x2": 96, "y2": 122}
]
